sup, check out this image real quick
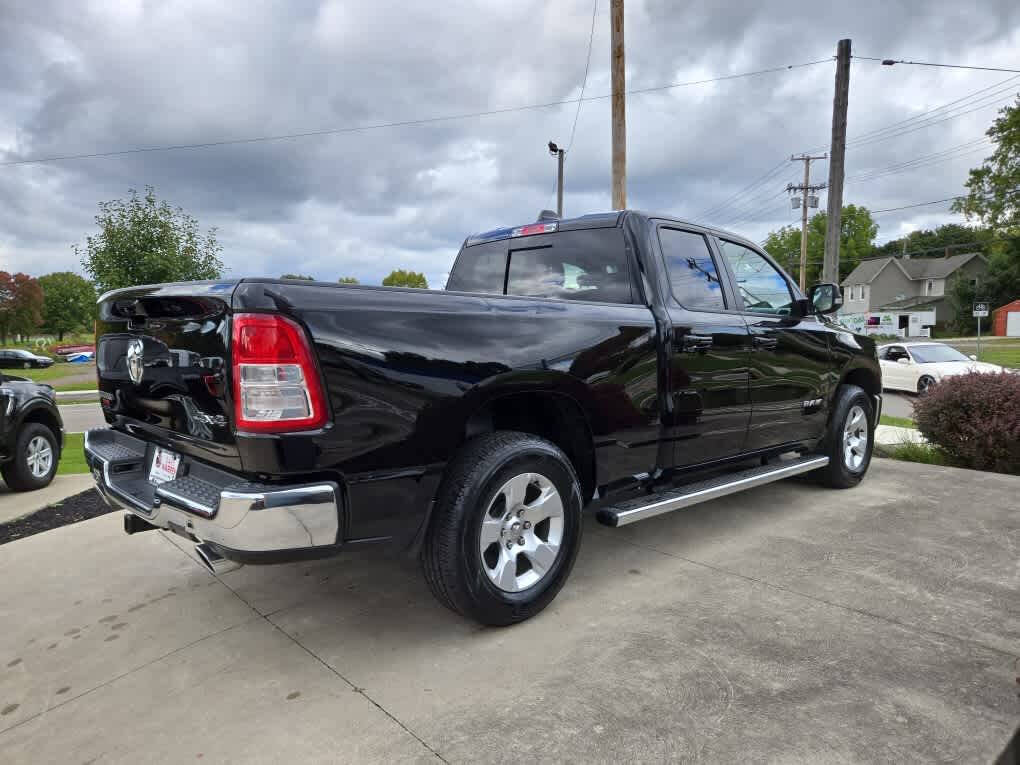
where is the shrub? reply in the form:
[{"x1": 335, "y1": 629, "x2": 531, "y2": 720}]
[{"x1": 913, "y1": 372, "x2": 1020, "y2": 474}]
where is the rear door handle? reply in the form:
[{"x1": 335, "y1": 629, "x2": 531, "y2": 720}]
[
  {"x1": 681, "y1": 334, "x2": 714, "y2": 352},
  {"x1": 753, "y1": 336, "x2": 779, "y2": 350}
]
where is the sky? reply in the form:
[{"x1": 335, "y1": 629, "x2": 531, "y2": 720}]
[{"x1": 1, "y1": 0, "x2": 1018, "y2": 288}]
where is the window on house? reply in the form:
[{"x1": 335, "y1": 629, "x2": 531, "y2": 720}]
[
  {"x1": 926, "y1": 279, "x2": 934, "y2": 295},
  {"x1": 970, "y1": 278, "x2": 979, "y2": 288}
]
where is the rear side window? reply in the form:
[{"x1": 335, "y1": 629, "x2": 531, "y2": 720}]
[
  {"x1": 445, "y1": 241, "x2": 507, "y2": 294},
  {"x1": 658, "y1": 228, "x2": 726, "y2": 310},
  {"x1": 506, "y1": 229, "x2": 632, "y2": 303}
]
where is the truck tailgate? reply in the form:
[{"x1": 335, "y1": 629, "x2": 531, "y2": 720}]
[{"x1": 96, "y1": 282, "x2": 242, "y2": 471}]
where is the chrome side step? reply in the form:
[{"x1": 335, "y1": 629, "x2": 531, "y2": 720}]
[{"x1": 596, "y1": 455, "x2": 829, "y2": 528}]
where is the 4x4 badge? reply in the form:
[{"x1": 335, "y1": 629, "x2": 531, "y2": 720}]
[{"x1": 126, "y1": 339, "x2": 144, "y2": 384}]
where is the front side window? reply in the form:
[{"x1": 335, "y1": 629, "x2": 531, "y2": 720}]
[
  {"x1": 717, "y1": 240, "x2": 794, "y2": 315},
  {"x1": 505, "y1": 229, "x2": 632, "y2": 303},
  {"x1": 657, "y1": 228, "x2": 726, "y2": 310}
]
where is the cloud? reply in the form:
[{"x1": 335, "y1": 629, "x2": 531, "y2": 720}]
[{"x1": 1, "y1": 0, "x2": 1018, "y2": 285}]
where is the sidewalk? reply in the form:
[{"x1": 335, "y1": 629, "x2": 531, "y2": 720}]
[
  {"x1": 874, "y1": 424, "x2": 924, "y2": 446},
  {"x1": 0, "y1": 474, "x2": 96, "y2": 525}
]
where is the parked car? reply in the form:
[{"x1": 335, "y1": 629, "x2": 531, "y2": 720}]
[
  {"x1": 84, "y1": 210, "x2": 881, "y2": 625},
  {"x1": 0, "y1": 374, "x2": 63, "y2": 490},
  {"x1": 0, "y1": 349, "x2": 54, "y2": 369},
  {"x1": 878, "y1": 341, "x2": 1012, "y2": 394}
]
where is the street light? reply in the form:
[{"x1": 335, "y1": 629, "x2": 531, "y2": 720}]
[{"x1": 548, "y1": 141, "x2": 564, "y2": 219}]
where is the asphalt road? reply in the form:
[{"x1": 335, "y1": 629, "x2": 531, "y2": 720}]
[
  {"x1": 1, "y1": 459, "x2": 1016, "y2": 762},
  {"x1": 58, "y1": 403, "x2": 105, "y2": 434}
]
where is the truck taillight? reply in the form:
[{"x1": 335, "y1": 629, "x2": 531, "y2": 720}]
[{"x1": 231, "y1": 313, "x2": 327, "y2": 432}]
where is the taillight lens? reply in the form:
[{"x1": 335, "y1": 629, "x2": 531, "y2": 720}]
[{"x1": 231, "y1": 313, "x2": 328, "y2": 432}]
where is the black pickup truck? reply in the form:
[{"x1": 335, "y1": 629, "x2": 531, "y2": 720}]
[{"x1": 84, "y1": 210, "x2": 881, "y2": 625}]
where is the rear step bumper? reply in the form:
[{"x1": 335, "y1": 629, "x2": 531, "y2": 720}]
[
  {"x1": 596, "y1": 455, "x2": 829, "y2": 527},
  {"x1": 84, "y1": 428, "x2": 342, "y2": 563}
]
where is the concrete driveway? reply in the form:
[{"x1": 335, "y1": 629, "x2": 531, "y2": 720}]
[{"x1": 1, "y1": 459, "x2": 1017, "y2": 763}]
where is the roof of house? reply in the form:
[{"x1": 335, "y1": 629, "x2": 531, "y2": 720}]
[
  {"x1": 842, "y1": 252, "x2": 986, "y2": 286},
  {"x1": 877, "y1": 295, "x2": 944, "y2": 311}
]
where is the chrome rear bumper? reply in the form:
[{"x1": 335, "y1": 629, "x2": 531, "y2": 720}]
[{"x1": 84, "y1": 428, "x2": 341, "y2": 561}]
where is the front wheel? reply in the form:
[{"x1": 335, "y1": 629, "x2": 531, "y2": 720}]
[
  {"x1": 422, "y1": 432, "x2": 583, "y2": 626},
  {"x1": 813, "y1": 384, "x2": 874, "y2": 489},
  {"x1": 23, "y1": 361, "x2": 30, "y2": 369},
  {"x1": 917, "y1": 375, "x2": 935, "y2": 395}
]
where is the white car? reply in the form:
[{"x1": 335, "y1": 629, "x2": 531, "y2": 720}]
[{"x1": 878, "y1": 341, "x2": 1011, "y2": 394}]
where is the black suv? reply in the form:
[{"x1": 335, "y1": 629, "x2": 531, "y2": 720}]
[{"x1": 0, "y1": 374, "x2": 64, "y2": 491}]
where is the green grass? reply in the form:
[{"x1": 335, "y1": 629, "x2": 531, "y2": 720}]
[
  {"x1": 12, "y1": 364, "x2": 97, "y2": 391},
  {"x1": 876, "y1": 441, "x2": 949, "y2": 466},
  {"x1": 57, "y1": 433, "x2": 88, "y2": 475},
  {"x1": 973, "y1": 348, "x2": 1020, "y2": 369},
  {"x1": 879, "y1": 414, "x2": 915, "y2": 428}
]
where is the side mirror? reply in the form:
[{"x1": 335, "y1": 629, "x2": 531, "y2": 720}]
[
  {"x1": 807, "y1": 283, "x2": 843, "y2": 315},
  {"x1": 896, "y1": 357, "x2": 911, "y2": 365},
  {"x1": 969, "y1": 354, "x2": 977, "y2": 361}
]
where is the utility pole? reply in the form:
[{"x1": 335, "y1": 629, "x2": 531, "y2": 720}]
[
  {"x1": 787, "y1": 153, "x2": 827, "y2": 291},
  {"x1": 548, "y1": 141, "x2": 565, "y2": 217},
  {"x1": 610, "y1": 0, "x2": 626, "y2": 210},
  {"x1": 823, "y1": 38, "x2": 851, "y2": 284}
]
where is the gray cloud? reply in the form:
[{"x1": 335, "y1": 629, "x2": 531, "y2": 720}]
[{"x1": 1, "y1": 0, "x2": 1018, "y2": 288}]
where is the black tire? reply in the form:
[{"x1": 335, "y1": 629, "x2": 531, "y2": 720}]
[
  {"x1": 1, "y1": 422, "x2": 60, "y2": 491},
  {"x1": 917, "y1": 375, "x2": 935, "y2": 395},
  {"x1": 421, "y1": 431, "x2": 584, "y2": 626},
  {"x1": 813, "y1": 384, "x2": 874, "y2": 489}
]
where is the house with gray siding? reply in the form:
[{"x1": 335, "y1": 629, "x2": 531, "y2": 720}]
[{"x1": 840, "y1": 252, "x2": 987, "y2": 333}]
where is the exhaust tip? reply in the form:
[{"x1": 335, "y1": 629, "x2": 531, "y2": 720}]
[{"x1": 194, "y1": 543, "x2": 243, "y2": 576}]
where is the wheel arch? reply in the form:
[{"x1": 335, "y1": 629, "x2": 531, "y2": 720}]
[
  {"x1": 18, "y1": 403, "x2": 63, "y2": 452},
  {"x1": 462, "y1": 386, "x2": 597, "y2": 504}
]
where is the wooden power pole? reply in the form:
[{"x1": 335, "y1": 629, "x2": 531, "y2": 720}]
[
  {"x1": 822, "y1": 38, "x2": 851, "y2": 284},
  {"x1": 787, "y1": 154, "x2": 827, "y2": 291},
  {"x1": 610, "y1": 0, "x2": 626, "y2": 210}
]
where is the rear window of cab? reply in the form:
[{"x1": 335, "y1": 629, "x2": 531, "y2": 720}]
[{"x1": 446, "y1": 228, "x2": 634, "y2": 304}]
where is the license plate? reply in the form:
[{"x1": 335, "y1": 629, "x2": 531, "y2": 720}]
[{"x1": 149, "y1": 447, "x2": 181, "y2": 485}]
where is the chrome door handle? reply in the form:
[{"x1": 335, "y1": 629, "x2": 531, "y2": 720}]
[{"x1": 682, "y1": 334, "x2": 714, "y2": 352}]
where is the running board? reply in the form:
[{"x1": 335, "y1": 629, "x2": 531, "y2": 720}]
[{"x1": 596, "y1": 455, "x2": 829, "y2": 528}]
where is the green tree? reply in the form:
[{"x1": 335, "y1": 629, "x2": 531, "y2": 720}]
[
  {"x1": 337, "y1": 276, "x2": 359, "y2": 284},
  {"x1": 281, "y1": 274, "x2": 315, "y2": 280},
  {"x1": 763, "y1": 205, "x2": 877, "y2": 286},
  {"x1": 382, "y1": 269, "x2": 428, "y2": 288},
  {"x1": 37, "y1": 272, "x2": 96, "y2": 340},
  {"x1": 77, "y1": 186, "x2": 223, "y2": 293},
  {"x1": 0, "y1": 272, "x2": 44, "y2": 344},
  {"x1": 872, "y1": 223, "x2": 996, "y2": 259},
  {"x1": 954, "y1": 96, "x2": 1020, "y2": 232}
]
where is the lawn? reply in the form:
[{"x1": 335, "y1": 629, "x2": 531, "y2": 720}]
[
  {"x1": 943, "y1": 341, "x2": 1020, "y2": 369},
  {"x1": 58, "y1": 432, "x2": 88, "y2": 475},
  {"x1": 879, "y1": 414, "x2": 915, "y2": 428},
  {"x1": 13, "y1": 363, "x2": 97, "y2": 391}
]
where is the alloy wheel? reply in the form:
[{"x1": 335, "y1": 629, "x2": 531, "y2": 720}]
[
  {"x1": 478, "y1": 472, "x2": 564, "y2": 593},
  {"x1": 26, "y1": 435, "x2": 54, "y2": 478},
  {"x1": 842, "y1": 405, "x2": 868, "y2": 471}
]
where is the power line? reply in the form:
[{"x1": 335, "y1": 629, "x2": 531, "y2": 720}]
[
  {"x1": 870, "y1": 197, "x2": 962, "y2": 214},
  {"x1": 564, "y1": 0, "x2": 598, "y2": 154},
  {"x1": 804, "y1": 74, "x2": 1020, "y2": 153},
  {"x1": 695, "y1": 159, "x2": 789, "y2": 221},
  {"x1": 0, "y1": 57, "x2": 833, "y2": 169},
  {"x1": 845, "y1": 137, "x2": 990, "y2": 183},
  {"x1": 853, "y1": 55, "x2": 1020, "y2": 74}
]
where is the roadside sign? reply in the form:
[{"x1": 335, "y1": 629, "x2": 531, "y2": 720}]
[{"x1": 973, "y1": 302, "x2": 989, "y2": 318}]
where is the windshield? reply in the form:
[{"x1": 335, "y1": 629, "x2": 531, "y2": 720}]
[{"x1": 909, "y1": 344, "x2": 970, "y2": 364}]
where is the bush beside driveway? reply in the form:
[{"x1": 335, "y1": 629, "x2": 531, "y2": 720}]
[{"x1": 0, "y1": 459, "x2": 1017, "y2": 762}]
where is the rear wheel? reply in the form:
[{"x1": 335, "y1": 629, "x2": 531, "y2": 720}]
[
  {"x1": 1, "y1": 423, "x2": 59, "y2": 491},
  {"x1": 813, "y1": 384, "x2": 874, "y2": 489},
  {"x1": 422, "y1": 432, "x2": 583, "y2": 626}
]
